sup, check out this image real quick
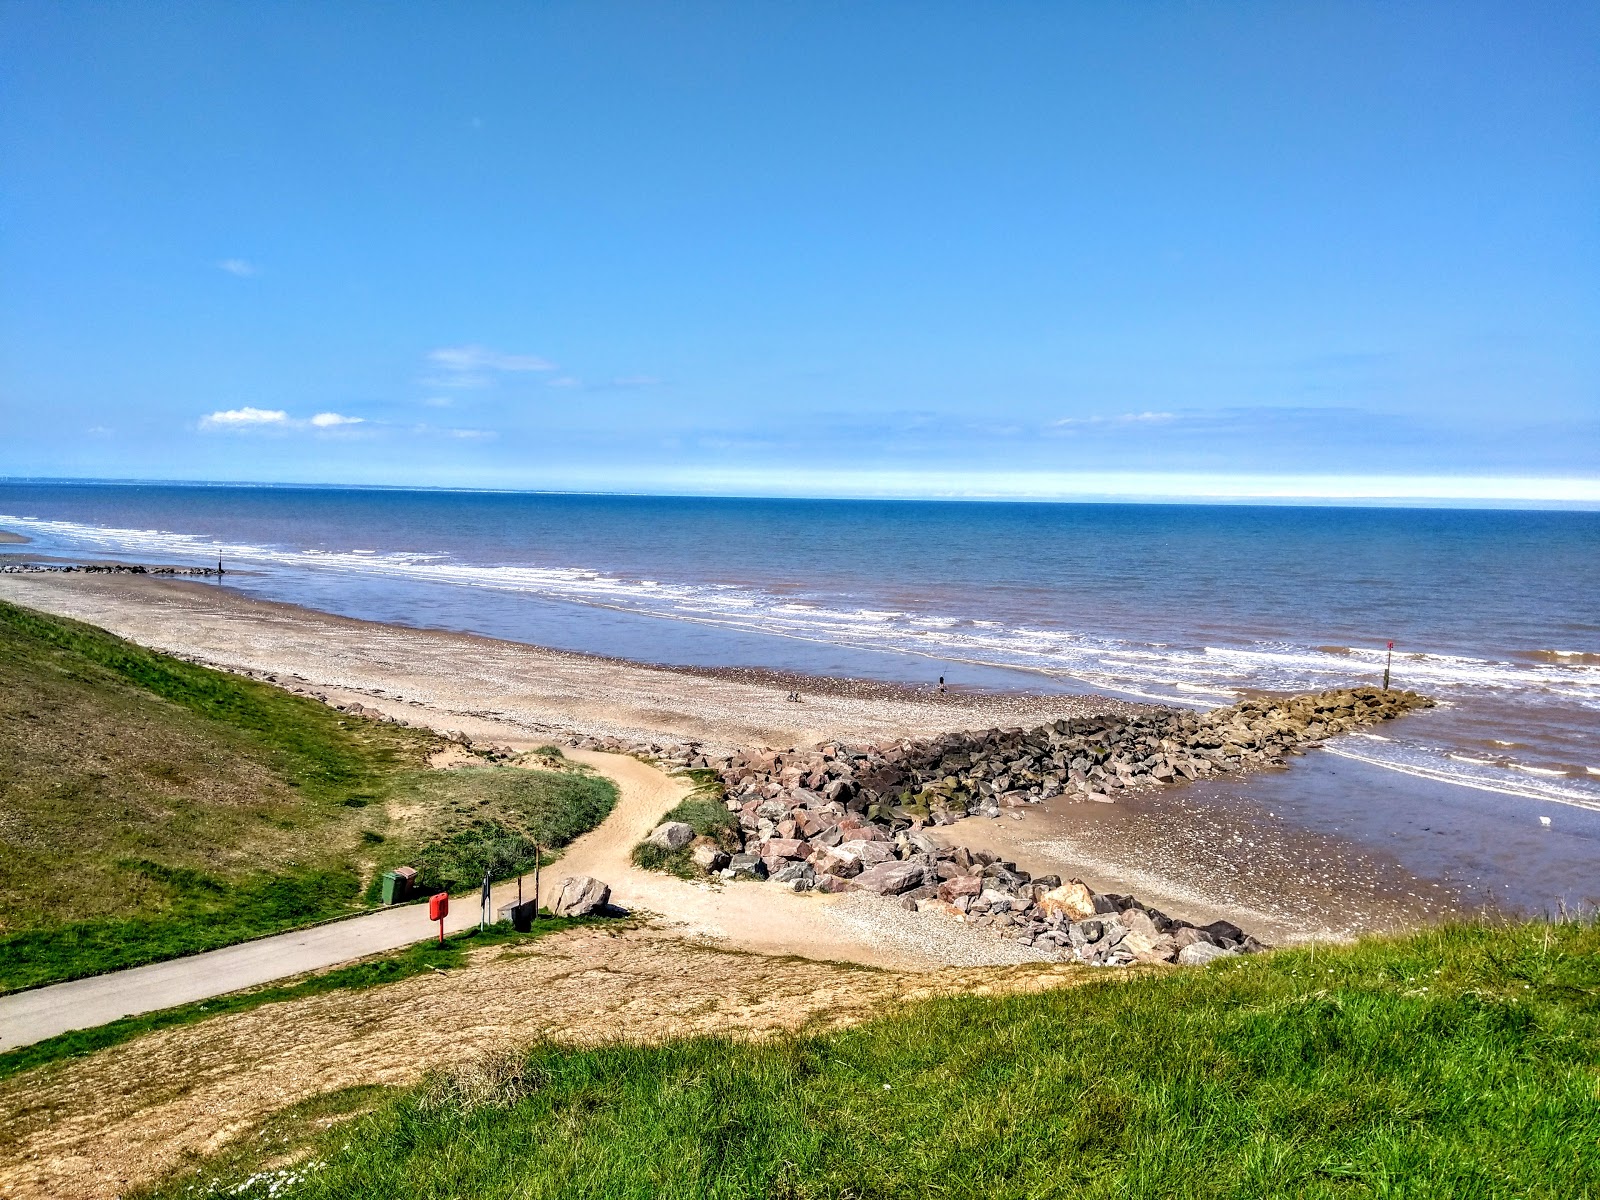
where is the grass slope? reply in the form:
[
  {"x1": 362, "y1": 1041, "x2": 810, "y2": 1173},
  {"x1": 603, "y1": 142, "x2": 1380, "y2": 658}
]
[
  {"x1": 0, "y1": 600, "x2": 614, "y2": 992},
  {"x1": 147, "y1": 920, "x2": 1600, "y2": 1199}
]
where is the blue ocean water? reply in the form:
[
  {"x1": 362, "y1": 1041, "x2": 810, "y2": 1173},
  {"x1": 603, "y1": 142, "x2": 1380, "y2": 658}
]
[{"x1": 2, "y1": 483, "x2": 1598, "y2": 835}]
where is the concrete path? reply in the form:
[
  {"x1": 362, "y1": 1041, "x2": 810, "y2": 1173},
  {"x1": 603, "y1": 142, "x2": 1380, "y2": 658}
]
[
  {"x1": 0, "y1": 749, "x2": 1027, "y2": 1054},
  {"x1": 0, "y1": 752, "x2": 684, "y2": 1053}
]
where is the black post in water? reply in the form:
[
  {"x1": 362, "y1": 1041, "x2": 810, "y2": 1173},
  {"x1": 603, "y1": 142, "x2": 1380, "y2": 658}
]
[{"x1": 1384, "y1": 640, "x2": 1394, "y2": 691}]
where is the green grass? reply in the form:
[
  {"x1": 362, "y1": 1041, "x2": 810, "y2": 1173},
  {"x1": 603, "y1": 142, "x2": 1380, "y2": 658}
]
[
  {"x1": 380, "y1": 766, "x2": 618, "y2": 895},
  {"x1": 0, "y1": 600, "x2": 615, "y2": 991},
  {"x1": 140, "y1": 919, "x2": 1600, "y2": 1199},
  {"x1": 630, "y1": 790, "x2": 740, "y2": 877},
  {"x1": 0, "y1": 918, "x2": 596, "y2": 1081}
]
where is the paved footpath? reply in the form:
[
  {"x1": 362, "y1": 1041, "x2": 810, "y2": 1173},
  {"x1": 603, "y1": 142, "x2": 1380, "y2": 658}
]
[
  {"x1": 0, "y1": 872, "x2": 550, "y2": 1053},
  {"x1": 0, "y1": 750, "x2": 656, "y2": 1055}
]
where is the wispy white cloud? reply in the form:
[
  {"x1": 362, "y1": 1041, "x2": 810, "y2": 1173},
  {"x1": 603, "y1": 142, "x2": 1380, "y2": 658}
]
[
  {"x1": 422, "y1": 344, "x2": 555, "y2": 390},
  {"x1": 610, "y1": 375, "x2": 661, "y2": 388},
  {"x1": 546, "y1": 376, "x2": 583, "y2": 389},
  {"x1": 428, "y1": 345, "x2": 554, "y2": 374},
  {"x1": 216, "y1": 258, "x2": 257, "y2": 277},
  {"x1": 410, "y1": 423, "x2": 497, "y2": 440},
  {"x1": 1049, "y1": 411, "x2": 1176, "y2": 429},
  {"x1": 201, "y1": 408, "x2": 367, "y2": 433},
  {"x1": 201, "y1": 406, "x2": 289, "y2": 429}
]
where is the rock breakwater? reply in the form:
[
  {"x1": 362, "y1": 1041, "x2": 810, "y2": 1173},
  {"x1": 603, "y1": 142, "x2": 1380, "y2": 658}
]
[
  {"x1": 0, "y1": 563, "x2": 222, "y2": 576},
  {"x1": 610, "y1": 687, "x2": 1433, "y2": 965}
]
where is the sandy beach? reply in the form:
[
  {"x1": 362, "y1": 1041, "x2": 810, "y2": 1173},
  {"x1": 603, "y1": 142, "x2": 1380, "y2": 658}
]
[{"x1": 0, "y1": 570, "x2": 1471, "y2": 944}]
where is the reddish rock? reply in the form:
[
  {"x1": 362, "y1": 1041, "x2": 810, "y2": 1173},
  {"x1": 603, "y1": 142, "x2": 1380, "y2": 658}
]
[
  {"x1": 937, "y1": 875, "x2": 984, "y2": 903},
  {"x1": 760, "y1": 837, "x2": 810, "y2": 861}
]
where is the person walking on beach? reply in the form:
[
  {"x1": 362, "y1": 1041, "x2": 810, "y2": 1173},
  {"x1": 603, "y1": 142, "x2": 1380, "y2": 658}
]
[{"x1": 938, "y1": 676, "x2": 946, "y2": 695}]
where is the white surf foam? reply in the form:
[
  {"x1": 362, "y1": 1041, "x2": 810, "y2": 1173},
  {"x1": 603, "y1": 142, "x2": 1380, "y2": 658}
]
[{"x1": 8, "y1": 511, "x2": 1600, "y2": 811}]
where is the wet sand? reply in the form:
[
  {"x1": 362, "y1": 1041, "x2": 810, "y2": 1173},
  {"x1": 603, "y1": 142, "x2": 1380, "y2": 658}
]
[{"x1": 0, "y1": 570, "x2": 1490, "y2": 943}]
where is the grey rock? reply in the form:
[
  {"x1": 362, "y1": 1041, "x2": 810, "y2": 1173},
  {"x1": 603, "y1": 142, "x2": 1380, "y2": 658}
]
[
  {"x1": 552, "y1": 875, "x2": 611, "y2": 917},
  {"x1": 771, "y1": 861, "x2": 816, "y2": 890},
  {"x1": 647, "y1": 821, "x2": 695, "y2": 851},
  {"x1": 1178, "y1": 941, "x2": 1236, "y2": 966},
  {"x1": 727, "y1": 853, "x2": 768, "y2": 880},
  {"x1": 852, "y1": 859, "x2": 928, "y2": 895}
]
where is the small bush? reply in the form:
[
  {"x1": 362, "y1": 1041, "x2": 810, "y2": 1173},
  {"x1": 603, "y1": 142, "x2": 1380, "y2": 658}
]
[{"x1": 630, "y1": 842, "x2": 673, "y2": 872}]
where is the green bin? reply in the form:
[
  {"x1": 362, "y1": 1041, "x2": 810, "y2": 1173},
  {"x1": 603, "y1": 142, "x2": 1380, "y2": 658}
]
[{"x1": 381, "y1": 867, "x2": 417, "y2": 905}]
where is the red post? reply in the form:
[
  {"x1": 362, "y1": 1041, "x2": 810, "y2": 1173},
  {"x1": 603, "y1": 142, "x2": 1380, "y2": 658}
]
[{"x1": 429, "y1": 892, "x2": 450, "y2": 945}]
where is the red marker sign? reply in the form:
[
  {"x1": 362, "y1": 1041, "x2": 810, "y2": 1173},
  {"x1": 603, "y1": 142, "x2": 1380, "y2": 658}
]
[{"x1": 429, "y1": 892, "x2": 449, "y2": 944}]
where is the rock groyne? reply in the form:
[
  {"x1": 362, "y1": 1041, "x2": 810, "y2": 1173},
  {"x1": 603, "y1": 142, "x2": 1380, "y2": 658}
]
[{"x1": 604, "y1": 687, "x2": 1433, "y2": 965}]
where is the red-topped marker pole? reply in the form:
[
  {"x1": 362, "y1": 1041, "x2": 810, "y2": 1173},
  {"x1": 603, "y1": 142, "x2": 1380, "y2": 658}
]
[
  {"x1": 1384, "y1": 640, "x2": 1394, "y2": 691},
  {"x1": 429, "y1": 891, "x2": 449, "y2": 945}
]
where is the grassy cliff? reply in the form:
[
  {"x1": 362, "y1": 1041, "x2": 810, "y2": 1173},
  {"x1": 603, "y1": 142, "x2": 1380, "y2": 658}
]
[{"x1": 0, "y1": 600, "x2": 613, "y2": 992}]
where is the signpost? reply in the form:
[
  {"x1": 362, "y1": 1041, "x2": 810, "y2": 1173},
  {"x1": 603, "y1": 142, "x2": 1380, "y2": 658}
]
[
  {"x1": 480, "y1": 868, "x2": 492, "y2": 931},
  {"x1": 429, "y1": 892, "x2": 449, "y2": 945}
]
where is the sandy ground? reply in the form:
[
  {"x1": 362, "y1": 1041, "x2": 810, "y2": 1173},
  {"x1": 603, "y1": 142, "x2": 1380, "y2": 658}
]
[{"x1": 0, "y1": 573, "x2": 1129, "y2": 752}]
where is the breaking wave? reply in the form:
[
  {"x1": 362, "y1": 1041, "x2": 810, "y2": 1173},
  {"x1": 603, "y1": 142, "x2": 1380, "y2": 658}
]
[{"x1": 6, "y1": 511, "x2": 1598, "y2": 811}]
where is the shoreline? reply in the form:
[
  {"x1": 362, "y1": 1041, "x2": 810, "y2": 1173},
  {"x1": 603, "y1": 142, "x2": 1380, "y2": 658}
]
[{"x1": 0, "y1": 570, "x2": 1484, "y2": 943}]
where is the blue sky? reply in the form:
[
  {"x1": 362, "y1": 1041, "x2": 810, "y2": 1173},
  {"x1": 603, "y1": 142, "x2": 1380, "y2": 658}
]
[{"x1": 2, "y1": 2, "x2": 1596, "y2": 503}]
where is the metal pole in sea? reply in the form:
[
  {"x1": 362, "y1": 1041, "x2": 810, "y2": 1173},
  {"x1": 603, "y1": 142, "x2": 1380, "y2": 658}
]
[{"x1": 1384, "y1": 640, "x2": 1394, "y2": 691}]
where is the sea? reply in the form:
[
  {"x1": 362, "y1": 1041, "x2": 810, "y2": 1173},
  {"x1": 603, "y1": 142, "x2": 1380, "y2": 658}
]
[{"x1": 3, "y1": 481, "x2": 1597, "y2": 912}]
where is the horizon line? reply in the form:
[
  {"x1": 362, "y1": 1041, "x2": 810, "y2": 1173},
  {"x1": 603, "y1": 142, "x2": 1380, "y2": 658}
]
[{"x1": 2, "y1": 470, "x2": 1599, "y2": 512}]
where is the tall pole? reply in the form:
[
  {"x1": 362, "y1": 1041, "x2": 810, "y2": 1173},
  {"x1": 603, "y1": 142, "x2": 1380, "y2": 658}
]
[
  {"x1": 534, "y1": 845, "x2": 541, "y2": 921},
  {"x1": 1384, "y1": 640, "x2": 1394, "y2": 691}
]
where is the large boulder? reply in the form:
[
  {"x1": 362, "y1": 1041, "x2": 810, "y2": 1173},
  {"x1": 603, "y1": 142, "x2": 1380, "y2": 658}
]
[
  {"x1": 647, "y1": 821, "x2": 695, "y2": 851},
  {"x1": 760, "y1": 837, "x2": 811, "y2": 861},
  {"x1": 852, "y1": 860, "x2": 928, "y2": 896},
  {"x1": 937, "y1": 874, "x2": 983, "y2": 903},
  {"x1": 1040, "y1": 880, "x2": 1098, "y2": 922},
  {"x1": 553, "y1": 876, "x2": 611, "y2": 917},
  {"x1": 820, "y1": 840, "x2": 893, "y2": 876}
]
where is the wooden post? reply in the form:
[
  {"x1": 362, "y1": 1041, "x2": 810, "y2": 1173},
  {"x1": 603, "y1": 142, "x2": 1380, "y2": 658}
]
[
  {"x1": 534, "y1": 845, "x2": 541, "y2": 920},
  {"x1": 1384, "y1": 640, "x2": 1394, "y2": 691}
]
